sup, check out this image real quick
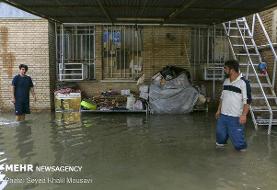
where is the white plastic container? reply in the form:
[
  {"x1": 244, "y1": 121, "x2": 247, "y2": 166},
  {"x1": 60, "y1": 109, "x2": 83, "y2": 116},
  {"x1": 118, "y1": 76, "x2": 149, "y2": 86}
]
[
  {"x1": 121, "y1": 89, "x2": 131, "y2": 96},
  {"x1": 126, "y1": 95, "x2": 136, "y2": 110}
]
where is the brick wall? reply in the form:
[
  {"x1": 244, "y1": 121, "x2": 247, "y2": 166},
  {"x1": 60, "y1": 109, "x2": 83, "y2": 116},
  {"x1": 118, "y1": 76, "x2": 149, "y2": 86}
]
[
  {"x1": 143, "y1": 26, "x2": 191, "y2": 80},
  {"x1": 0, "y1": 19, "x2": 54, "y2": 111}
]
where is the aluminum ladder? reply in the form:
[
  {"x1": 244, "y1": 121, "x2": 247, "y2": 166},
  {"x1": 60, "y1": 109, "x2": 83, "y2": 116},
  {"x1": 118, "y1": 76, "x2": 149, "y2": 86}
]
[{"x1": 223, "y1": 14, "x2": 277, "y2": 134}]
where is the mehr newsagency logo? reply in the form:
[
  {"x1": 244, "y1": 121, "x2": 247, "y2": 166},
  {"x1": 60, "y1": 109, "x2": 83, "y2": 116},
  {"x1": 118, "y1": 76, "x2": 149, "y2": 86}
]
[
  {"x1": 0, "y1": 164, "x2": 82, "y2": 172},
  {"x1": 0, "y1": 164, "x2": 94, "y2": 184}
]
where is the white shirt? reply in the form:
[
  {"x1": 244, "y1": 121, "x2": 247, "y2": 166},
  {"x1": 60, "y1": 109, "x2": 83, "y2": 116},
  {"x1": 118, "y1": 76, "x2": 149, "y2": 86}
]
[{"x1": 220, "y1": 74, "x2": 248, "y2": 117}]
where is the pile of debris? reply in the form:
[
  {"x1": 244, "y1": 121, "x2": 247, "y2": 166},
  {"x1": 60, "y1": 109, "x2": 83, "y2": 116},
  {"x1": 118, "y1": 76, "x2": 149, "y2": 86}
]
[{"x1": 81, "y1": 89, "x2": 147, "y2": 111}]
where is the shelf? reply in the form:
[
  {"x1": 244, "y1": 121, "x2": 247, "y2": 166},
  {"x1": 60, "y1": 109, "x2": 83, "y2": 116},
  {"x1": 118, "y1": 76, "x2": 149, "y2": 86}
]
[{"x1": 81, "y1": 109, "x2": 148, "y2": 113}]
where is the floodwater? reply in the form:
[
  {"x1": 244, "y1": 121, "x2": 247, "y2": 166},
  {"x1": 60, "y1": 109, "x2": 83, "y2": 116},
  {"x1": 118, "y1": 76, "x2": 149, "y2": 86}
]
[{"x1": 0, "y1": 111, "x2": 277, "y2": 190}]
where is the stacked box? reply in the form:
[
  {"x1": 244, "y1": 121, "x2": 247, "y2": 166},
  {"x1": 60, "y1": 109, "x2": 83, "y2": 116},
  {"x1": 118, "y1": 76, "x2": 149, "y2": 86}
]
[{"x1": 55, "y1": 93, "x2": 81, "y2": 111}]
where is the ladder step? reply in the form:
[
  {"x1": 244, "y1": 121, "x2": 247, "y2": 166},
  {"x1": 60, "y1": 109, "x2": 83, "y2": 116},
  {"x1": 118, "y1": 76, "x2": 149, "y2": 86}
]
[
  {"x1": 240, "y1": 63, "x2": 258, "y2": 66},
  {"x1": 236, "y1": 53, "x2": 259, "y2": 56},
  {"x1": 253, "y1": 109, "x2": 277, "y2": 112},
  {"x1": 233, "y1": 44, "x2": 255, "y2": 47},
  {"x1": 256, "y1": 119, "x2": 277, "y2": 125},
  {"x1": 252, "y1": 106, "x2": 277, "y2": 110},
  {"x1": 252, "y1": 95, "x2": 277, "y2": 100},
  {"x1": 250, "y1": 83, "x2": 272, "y2": 88},
  {"x1": 248, "y1": 73, "x2": 267, "y2": 77},
  {"x1": 229, "y1": 36, "x2": 252, "y2": 38},
  {"x1": 236, "y1": 18, "x2": 245, "y2": 22},
  {"x1": 227, "y1": 27, "x2": 247, "y2": 30},
  {"x1": 229, "y1": 19, "x2": 244, "y2": 23}
]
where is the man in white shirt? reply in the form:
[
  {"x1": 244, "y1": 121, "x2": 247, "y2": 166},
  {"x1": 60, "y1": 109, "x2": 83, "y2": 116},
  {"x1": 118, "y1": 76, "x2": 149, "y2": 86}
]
[{"x1": 215, "y1": 60, "x2": 251, "y2": 151}]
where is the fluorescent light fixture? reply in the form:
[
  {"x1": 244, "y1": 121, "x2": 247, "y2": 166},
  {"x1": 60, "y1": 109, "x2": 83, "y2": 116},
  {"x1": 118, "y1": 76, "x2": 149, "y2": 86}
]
[{"x1": 116, "y1": 17, "x2": 164, "y2": 22}]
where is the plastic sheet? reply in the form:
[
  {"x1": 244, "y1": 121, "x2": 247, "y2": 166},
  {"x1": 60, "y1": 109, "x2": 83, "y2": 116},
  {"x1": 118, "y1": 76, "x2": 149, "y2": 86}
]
[{"x1": 149, "y1": 73, "x2": 199, "y2": 114}]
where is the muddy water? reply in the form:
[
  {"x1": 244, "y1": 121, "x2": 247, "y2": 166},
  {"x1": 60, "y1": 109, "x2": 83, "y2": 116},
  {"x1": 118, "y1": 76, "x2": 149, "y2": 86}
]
[{"x1": 0, "y1": 112, "x2": 277, "y2": 190}]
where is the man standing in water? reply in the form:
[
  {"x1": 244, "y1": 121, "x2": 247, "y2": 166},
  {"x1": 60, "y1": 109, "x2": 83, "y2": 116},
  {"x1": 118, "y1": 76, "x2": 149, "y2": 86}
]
[
  {"x1": 215, "y1": 60, "x2": 251, "y2": 151},
  {"x1": 11, "y1": 64, "x2": 36, "y2": 121}
]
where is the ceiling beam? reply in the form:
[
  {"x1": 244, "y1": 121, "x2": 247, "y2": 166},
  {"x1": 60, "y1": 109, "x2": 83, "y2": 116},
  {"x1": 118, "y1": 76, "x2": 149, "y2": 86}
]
[
  {"x1": 137, "y1": 0, "x2": 149, "y2": 18},
  {"x1": 96, "y1": 0, "x2": 113, "y2": 24},
  {"x1": 264, "y1": 1, "x2": 277, "y2": 9},
  {"x1": 53, "y1": 15, "x2": 223, "y2": 20},
  {"x1": 164, "y1": 0, "x2": 197, "y2": 23},
  {"x1": 55, "y1": 0, "x2": 74, "y2": 21},
  {"x1": 26, "y1": 5, "x2": 176, "y2": 9},
  {"x1": 23, "y1": 4, "x2": 259, "y2": 12}
]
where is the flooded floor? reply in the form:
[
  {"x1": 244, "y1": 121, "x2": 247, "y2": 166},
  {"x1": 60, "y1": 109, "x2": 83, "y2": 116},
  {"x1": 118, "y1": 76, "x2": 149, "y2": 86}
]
[{"x1": 0, "y1": 112, "x2": 277, "y2": 190}]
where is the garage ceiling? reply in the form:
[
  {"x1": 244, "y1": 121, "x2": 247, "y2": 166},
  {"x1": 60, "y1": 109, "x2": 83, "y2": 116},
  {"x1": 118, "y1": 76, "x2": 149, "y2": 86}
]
[{"x1": 2, "y1": 0, "x2": 277, "y2": 24}]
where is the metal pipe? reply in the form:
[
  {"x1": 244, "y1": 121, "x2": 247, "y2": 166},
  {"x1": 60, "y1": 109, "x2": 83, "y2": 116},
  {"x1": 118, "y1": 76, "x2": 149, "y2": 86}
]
[
  {"x1": 212, "y1": 24, "x2": 216, "y2": 100},
  {"x1": 207, "y1": 26, "x2": 210, "y2": 73},
  {"x1": 55, "y1": 22, "x2": 58, "y2": 80},
  {"x1": 273, "y1": 57, "x2": 277, "y2": 91},
  {"x1": 111, "y1": 26, "x2": 113, "y2": 78},
  {"x1": 198, "y1": 27, "x2": 200, "y2": 81},
  {"x1": 119, "y1": 25, "x2": 122, "y2": 78},
  {"x1": 124, "y1": 26, "x2": 126, "y2": 78},
  {"x1": 251, "y1": 14, "x2": 255, "y2": 37},
  {"x1": 93, "y1": 25, "x2": 96, "y2": 79},
  {"x1": 136, "y1": 26, "x2": 139, "y2": 77},
  {"x1": 67, "y1": 34, "x2": 69, "y2": 62},
  {"x1": 61, "y1": 22, "x2": 209, "y2": 27},
  {"x1": 193, "y1": 28, "x2": 196, "y2": 81},
  {"x1": 81, "y1": 63, "x2": 84, "y2": 80},
  {"x1": 133, "y1": 25, "x2": 135, "y2": 79},
  {"x1": 88, "y1": 26, "x2": 91, "y2": 79},
  {"x1": 74, "y1": 27, "x2": 77, "y2": 61},
  {"x1": 80, "y1": 34, "x2": 83, "y2": 61},
  {"x1": 222, "y1": 22, "x2": 236, "y2": 60},
  {"x1": 106, "y1": 26, "x2": 109, "y2": 78},
  {"x1": 61, "y1": 24, "x2": 64, "y2": 81},
  {"x1": 228, "y1": 21, "x2": 230, "y2": 36}
]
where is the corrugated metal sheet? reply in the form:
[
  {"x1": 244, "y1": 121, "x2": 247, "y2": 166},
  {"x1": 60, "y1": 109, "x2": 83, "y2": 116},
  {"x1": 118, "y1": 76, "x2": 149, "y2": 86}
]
[{"x1": 2, "y1": 0, "x2": 277, "y2": 24}]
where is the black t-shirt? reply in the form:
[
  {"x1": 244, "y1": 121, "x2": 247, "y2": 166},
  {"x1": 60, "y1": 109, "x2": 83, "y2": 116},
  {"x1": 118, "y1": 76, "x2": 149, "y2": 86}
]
[{"x1": 12, "y1": 74, "x2": 34, "y2": 103}]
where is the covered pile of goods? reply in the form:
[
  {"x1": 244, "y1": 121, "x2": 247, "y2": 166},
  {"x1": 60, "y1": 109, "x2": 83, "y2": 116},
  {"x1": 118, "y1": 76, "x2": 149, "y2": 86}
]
[{"x1": 141, "y1": 66, "x2": 209, "y2": 114}]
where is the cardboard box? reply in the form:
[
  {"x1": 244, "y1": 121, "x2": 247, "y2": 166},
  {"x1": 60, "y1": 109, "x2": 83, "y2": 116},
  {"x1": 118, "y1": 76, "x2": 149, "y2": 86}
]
[{"x1": 55, "y1": 93, "x2": 81, "y2": 111}]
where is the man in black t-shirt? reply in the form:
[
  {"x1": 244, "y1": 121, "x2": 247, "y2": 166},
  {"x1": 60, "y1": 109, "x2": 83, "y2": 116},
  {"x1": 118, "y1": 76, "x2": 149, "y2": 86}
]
[{"x1": 11, "y1": 64, "x2": 36, "y2": 121}]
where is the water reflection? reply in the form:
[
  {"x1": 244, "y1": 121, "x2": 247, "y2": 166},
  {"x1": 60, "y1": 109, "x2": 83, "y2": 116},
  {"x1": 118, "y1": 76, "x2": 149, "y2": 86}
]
[
  {"x1": 55, "y1": 112, "x2": 81, "y2": 126},
  {"x1": 0, "y1": 112, "x2": 276, "y2": 189},
  {"x1": 15, "y1": 123, "x2": 34, "y2": 162}
]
